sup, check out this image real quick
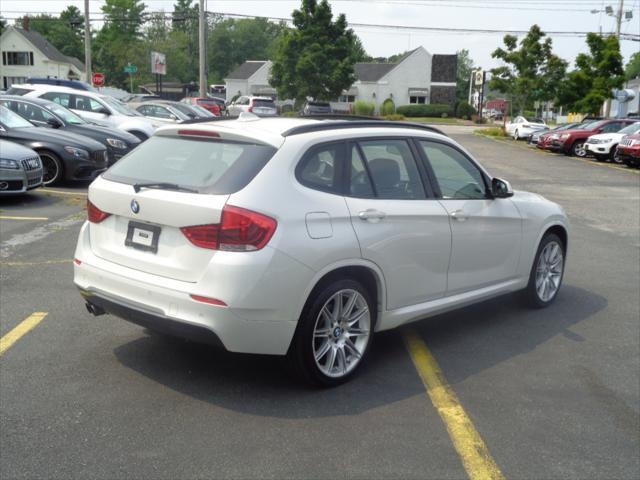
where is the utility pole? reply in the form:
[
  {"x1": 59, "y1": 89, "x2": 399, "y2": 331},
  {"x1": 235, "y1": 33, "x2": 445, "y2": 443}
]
[
  {"x1": 84, "y1": 0, "x2": 92, "y2": 84},
  {"x1": 615, "y1": 0, "x2": 624, "y2": 38},
  {"x1": 198, "y1": 0, "x2": 206, "y2": 97}
]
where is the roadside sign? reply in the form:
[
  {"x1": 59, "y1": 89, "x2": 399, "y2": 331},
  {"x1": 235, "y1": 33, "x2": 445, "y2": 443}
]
[
  {"x1": 92, "y1": 73, "x2": 105, "y2": 87},
  {"x1": 124, "y1": 64, "x2": 138, "y2": 74},
  {"x1": 151, "y1": 52, "x2": 166, "y2": 75}
]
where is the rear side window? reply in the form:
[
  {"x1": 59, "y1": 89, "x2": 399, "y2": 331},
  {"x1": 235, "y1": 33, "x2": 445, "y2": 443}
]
[
  {"x1": 5, "y1": 87, "x2": 33, "y2": 96},
  {"x1": 103, "y1": 136, "x2": 277, "y2": 194},
  {"x1": 40, "y1": 91, "x2": 72, "y2": 108},
  {"x1": 297, "y1": 143, "x2": 343, "y2": 193}
]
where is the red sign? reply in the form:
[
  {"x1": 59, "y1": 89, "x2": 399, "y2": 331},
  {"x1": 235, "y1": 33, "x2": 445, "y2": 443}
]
[{"x1": 92, "y1": 73, "x2": 105, "y2": 87}]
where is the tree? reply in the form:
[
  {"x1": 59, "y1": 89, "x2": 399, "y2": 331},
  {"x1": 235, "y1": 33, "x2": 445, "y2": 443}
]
[
  {"x1": 455, "y1": 49, "x2": 475, "y2": 104},
  {"x1": 26, "y1": 8, "x2": 85, "y2": 61},
  {"x1": 207, "y1": 17, "x2": 288, "y2": 83},
  {"x1": 625, "y1": 52, "x2": 640, "y2": 80},
  {"x1": 270, "y1": 0, "x2": 359, "y2": 101},
  {"x1": 557, "y1": 33, "x2": 625, "y2": 115},
  {"x1": 0, "y1": 16, "x2": 7, "y2": 36},
  {"x1": 489, "y1": 25, "x2": 567, "y2": 114}
]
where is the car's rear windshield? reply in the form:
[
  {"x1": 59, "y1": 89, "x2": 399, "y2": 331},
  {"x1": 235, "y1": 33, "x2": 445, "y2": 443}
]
[
  {"x1": 103, "y1": 135, "x2": 277, "y2": 194},
  {"x1": 253, "y1": 99, "x2": 276, "y2": 108},
  {"x1": 525, "y1": 117, "x2": 544, "y2": 123},
  {"x1": 5, "y1": 87, "x2": 33, "y2": 96}
]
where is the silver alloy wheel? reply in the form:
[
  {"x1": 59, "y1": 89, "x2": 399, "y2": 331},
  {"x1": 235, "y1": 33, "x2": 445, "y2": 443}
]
[
  {"x1": 573, "y1": 142, "x2": 587, "y2": 157},
  {"x1": 312, "y1": 289, "x2": 370, "y2": 378},
  {"x1": 513, "y1": 129, "x2": 519, "y2": 140},
  {"x1": 535, "y1": 241, "x2": 564, "y2": 302},
  {"x1": 612, "y1": 149, "x2": 623, "y2": 164},
  {"x1": 39, "y1": 152, "x2": 60, "y2": 185}
]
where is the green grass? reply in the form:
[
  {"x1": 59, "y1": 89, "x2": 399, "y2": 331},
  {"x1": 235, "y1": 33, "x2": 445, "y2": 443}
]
[{"x1": 474, "y1": 127, "x2": 508, "y2": 138}]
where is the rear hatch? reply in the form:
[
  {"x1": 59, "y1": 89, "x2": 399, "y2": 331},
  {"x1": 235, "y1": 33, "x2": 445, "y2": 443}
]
[
  {"x1": 252, "y1": 99, "x2": 277, "y2": 115},
  {"x1": 88, "y1": 128, "x2": 278, "y2": 282}
]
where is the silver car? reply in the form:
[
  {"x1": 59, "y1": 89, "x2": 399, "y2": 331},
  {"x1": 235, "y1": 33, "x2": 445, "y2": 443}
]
[
  {"x1": 227, "y1": 96, "x2": 277, "y2": 117},
  {"x1": 0, "y1": 140, "x2": 43, "y2": 194}
]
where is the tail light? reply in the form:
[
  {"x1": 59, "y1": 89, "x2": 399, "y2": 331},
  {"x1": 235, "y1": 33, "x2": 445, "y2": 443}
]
[
  {"x1": 87, "y1": 200, "x2": 111, "y2": 223},
  {"x1": 248, "y1": 104, "x2": 253, "y2": 113},
  {"x1": 180, "y1": 205, "x2": 276, "y2": 251}
]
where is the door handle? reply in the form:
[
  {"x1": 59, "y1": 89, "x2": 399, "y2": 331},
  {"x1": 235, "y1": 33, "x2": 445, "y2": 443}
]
[
  {"x1": 358, "y1": 209, "x2": 386, "y2": 222},
  {"x1": 450, "y1": 209, "x2": 468, "y2": 222}
]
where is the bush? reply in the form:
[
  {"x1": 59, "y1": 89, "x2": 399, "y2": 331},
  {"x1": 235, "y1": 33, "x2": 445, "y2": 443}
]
[
  {"x1": 474, "y1": 117, "x2": 488, "y2": 124},
  {"x1": 353, "y1": 100, "x2": 375, "y2": 116},
  {"x1": 455, "y1": 101, "x2": 476, "y2": 118},
  {"x1": 396, "y1": 104, "x2": 453, "y2": 118},
  {"x1": 280, "y1": 103, "x2": 293, "y2": 113},
  {"x1": 380, "y1": 98, "x2": 395, "y2": 116},
  {"x1": 281, "y1": 111, "x2": 299, "y2": 118},
  {"x1": 476, "y1": 127, "x2": 506, "y2": 137},
  {"x1": 383, "y1": 114, "x2": 405, "y2": 121},
  {"x1": 441, "y1": 112, "x2": 448, "y2": 118}
]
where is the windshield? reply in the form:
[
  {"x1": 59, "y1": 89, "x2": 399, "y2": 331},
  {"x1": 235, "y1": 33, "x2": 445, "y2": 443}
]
[
  {"x1": 190, "y1": 105, "x2": 215, "y2": 117},
  {"x1": 0, "y1": 105, "x2": 34, "y2": 128},
  {"x1": 618, "y1": 122, "x2": 640, "y2": 135},
  {"x1": 101, "y1": 96, "x2": 140, "y2": 116},
  {"x1": 171, "y1": 103, "x2": 199, "y2": 118},
  {"x1": 104, "y1": 135, "x2": 277, "y2": 194},
  {"x1": 45, "y1": 104, "x2": 86, "y2": 125},
  {"x1": 585, "y1": 120, "x2": 606, "y2": 131},
  {"x1": 525, "y1": 117, "x2": 544, "y2": 123}
]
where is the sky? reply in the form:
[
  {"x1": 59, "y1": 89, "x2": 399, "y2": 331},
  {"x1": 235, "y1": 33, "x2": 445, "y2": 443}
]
[{"x1": 1, "y1": 0, "x2": 639, "y2": 70}]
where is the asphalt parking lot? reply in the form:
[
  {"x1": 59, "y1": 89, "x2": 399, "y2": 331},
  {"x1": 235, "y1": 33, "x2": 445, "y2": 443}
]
[{"x1": 1, "y1": 126, "x2": 639, "y2": 480}]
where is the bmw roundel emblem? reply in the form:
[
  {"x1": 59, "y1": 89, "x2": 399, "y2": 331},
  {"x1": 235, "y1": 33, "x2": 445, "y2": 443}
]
[{"x1": 130, "y1": 199, "x2": 140, "y2": 214}]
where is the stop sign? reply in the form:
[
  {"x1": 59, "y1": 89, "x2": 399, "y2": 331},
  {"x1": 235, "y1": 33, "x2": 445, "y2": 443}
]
[{"x1": 92, "y1": 73, "x2": 105, "y2": 87}]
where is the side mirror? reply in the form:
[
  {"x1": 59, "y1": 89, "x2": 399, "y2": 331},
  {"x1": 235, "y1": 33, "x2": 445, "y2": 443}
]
[
  {"x1": 169, "y1": 114, "x2": 177, "y2": 121},
  {"x1": 492, "y1": 177, "x2": 514, "y2": 198},
  {"x1": 97, "y1": 107, "x2": 110, "y2": 115},
  {"x1": 47, "y1": 117, "x2": 63, "y2": 128}
]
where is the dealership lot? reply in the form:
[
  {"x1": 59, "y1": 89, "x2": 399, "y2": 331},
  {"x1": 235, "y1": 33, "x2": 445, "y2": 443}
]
[{"x1": 1, "y1": 127, "x2": 639, "y2": 479}]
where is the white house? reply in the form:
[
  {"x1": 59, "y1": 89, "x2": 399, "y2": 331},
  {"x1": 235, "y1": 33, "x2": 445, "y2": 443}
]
[
  {"x1": 224, "y1": 46, "x2": 457, "y2": 112},
  {"x1": 0, "y1": 25, "x2": 85, "y2": 90}
]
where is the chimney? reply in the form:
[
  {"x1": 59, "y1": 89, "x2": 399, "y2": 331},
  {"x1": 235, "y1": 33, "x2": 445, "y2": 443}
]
[{"x1": 22, "y1": 16, "x2": 30, "y2": 31}]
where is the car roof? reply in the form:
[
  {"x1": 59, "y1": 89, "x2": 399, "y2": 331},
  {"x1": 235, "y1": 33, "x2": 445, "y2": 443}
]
[
  {"x1": 157, "y1": 116, "x2": 448, "y2": 147},
  {"x1": 0, "y1": 94, "x2": 52, "y2": 106},
  {"x1": 15, "y1": 84, "x2": 109, "y2": 99}
]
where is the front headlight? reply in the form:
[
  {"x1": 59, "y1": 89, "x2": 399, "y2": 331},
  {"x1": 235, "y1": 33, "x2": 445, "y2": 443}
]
[
  {"x1": 631, "y1": 139, "x2": 640, "y2": 146},
  {"x1": 64, "y1": 146, "x2": 89, "y2": 159},
  {"x1": 106, "y1": 138, "x2": 127, "y2": 149},
  {"x1": 0, "y1": 158, "x2": 20, "y2": 169}
]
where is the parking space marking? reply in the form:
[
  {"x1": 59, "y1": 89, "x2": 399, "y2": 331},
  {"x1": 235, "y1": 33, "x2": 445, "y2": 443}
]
[
  {"x1": 0, "y1": 259, "x2": 72, "y2": 267},
  {"x1": 0, "y1": 312, "x2": 48, "y2": 356},
  {"x1": 0, "y1": 215, "x2": 49, "y2": 221},
  {"x1": 40, "y1": 189, "x2": 88, "y2": 197},
  {"x1": 404, "y1": 330, "x2": 505, "y2": 480}
]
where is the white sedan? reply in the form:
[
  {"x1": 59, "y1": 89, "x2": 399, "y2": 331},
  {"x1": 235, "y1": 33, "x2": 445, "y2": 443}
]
[
  {"x1": 74, "y1": 116, "x2": 569, "y2": 386},
  {"x1": 506, "y1": 115, "x2": 547, "y2": 140}
]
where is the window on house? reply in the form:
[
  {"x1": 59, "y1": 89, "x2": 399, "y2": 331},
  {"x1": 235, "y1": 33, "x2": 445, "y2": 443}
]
[
  {"x1": 410, "y1": 96, "x2": 427, "y2": 104},
  {"x1": 3, "y1": 77, "x2": 28, "y2": 89},
  {"x1": 338, "y1": 95, "x2": 356, "y2": 103},
  {"x1": 2, "y1": 52, "x2": 34, "y2": 66}
]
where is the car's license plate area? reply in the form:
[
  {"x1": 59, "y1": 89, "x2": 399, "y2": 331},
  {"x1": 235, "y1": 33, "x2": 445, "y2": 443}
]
[{"x1": 125, "y1": 221, "x2": 161, "y2": 253}]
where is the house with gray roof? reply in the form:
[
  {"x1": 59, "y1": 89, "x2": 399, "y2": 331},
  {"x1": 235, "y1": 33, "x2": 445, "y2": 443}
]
[
  {"x1": 224, "y1": 46, "x2": 456, "y2": 112},
  {"x1": 0, "y1": 25, "x2": 85, "y2": 90}
]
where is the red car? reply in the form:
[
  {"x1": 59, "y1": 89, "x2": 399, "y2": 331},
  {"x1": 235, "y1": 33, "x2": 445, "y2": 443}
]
[
  {"x1": 550, "y1": 119, "x2": 637, "y2": 157},
  {"x1": 616, "y1": 133, "x2": 640, "y2": 168},
  {"x1": 181, "y1": 97, "x2": 222, "y2": 116}
]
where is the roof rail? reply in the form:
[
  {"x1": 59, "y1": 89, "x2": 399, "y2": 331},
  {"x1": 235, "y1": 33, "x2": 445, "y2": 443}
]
[{"x1": 281, "y1": 120, "x2": 447, "y2": 137}]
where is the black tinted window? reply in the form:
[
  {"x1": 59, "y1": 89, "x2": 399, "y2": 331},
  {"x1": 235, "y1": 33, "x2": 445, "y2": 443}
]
[
  {"x1": 297, "y1": 143, "x2": 342, "y2": 193},
  {"x1": 253, "y1": 99, "x2": 275, "y2": 108},
  {"x1": 349, "y1": 145, "x2": 374, "y2": 197},
  {"x1": 104, "y1": 136, "x2": 277, "y2": 194}
]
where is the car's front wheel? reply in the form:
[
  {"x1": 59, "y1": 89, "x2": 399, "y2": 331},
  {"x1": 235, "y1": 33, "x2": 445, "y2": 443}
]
[
  {"x1": 571, "y1": 140, "x2": 587, "y2": 157},
  {"x1": 288, "y1": 279, "x2": 373, "y2": 387},
  {"x1": 523, "y1": 233, "x2": 565, "y2": 308},
  {"x1": 38, "y1": 150, "x2": 63, "y2": 186},
  {"x1": 513, "y1": 129, "x2": 519, "y2": 140}
]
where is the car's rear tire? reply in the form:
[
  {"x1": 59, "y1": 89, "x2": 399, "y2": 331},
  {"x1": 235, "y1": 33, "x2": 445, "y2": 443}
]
[
  {"x1": 38, "y1": 150, "x2": 63, "y2": 186},
  {"x1": 611, "y1": 147, "x2": 623, "y2": 164},
  {"x1": 287, "y1": 278, "x2": 374, "y2": 387},
  {"x1": 522, "y1": 233, "x2": 565, "y2": 308},
  {"x1": 571, "y1": 140, "x2": 587, "y2": 157}
]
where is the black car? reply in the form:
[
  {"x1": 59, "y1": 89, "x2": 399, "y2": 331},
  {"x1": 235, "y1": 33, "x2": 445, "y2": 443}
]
[
  {"x1": 1, "y1": 96, "x2": 140, "y2": 166},
  {"x1": 0, "y1": 105, "x2": 108, "y2": 186},
  {"x1": 301, "y1": 101, "x2": 332, "y2": 116}
]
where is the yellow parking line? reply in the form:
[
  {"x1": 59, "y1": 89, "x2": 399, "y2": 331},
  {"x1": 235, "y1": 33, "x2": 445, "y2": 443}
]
[
  {"x1": 0, "y1": 312, "x2": 48, "y2": 356},
  {"x1": 0, "y1": 259, "x2": 72, "y2": 267},
  {"x1": 0, "y1": 215, "x2": 49, "y2": 221},
  {"x1": 403, "y1": 330, "x2": 505, "y2": 480},
  {"x1": 40, "y1": 189, "x2": 87, "y2": 197}
]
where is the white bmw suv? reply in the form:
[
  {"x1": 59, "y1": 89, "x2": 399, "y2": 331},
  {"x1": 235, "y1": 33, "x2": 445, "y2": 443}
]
[{"x1": 74, "y1": 116, "x2": 569, "y2": 386}]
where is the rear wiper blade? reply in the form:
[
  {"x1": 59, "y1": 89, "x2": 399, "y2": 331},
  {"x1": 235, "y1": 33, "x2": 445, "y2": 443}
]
[{"x1": 133, "y1": 182, "x2": 198, "y2": 193}]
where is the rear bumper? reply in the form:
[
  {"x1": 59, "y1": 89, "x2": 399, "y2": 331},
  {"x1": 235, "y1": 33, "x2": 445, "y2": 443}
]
[{"x1": 73, "y1": 222, "x2": 310, "y2": 355}]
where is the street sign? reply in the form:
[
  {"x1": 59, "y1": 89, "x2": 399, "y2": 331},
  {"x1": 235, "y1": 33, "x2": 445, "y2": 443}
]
[
  {"x1": 151, "y1": 52, "x2": 166, "y2": 75},
  {"x1": 474, "y1": 70, "x2": 484, "y2": 86},
  {"x1": 124, "y1": 64, "x2": 137, "y2": 74},
  {"x1": 92, "y1": 73, "x2": 105, "y2": 87}
]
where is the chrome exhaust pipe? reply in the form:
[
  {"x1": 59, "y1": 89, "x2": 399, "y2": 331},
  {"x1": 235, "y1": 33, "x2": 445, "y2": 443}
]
[{"x1": 85, "y1": 302, "x2": 106, "y2": 316}]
